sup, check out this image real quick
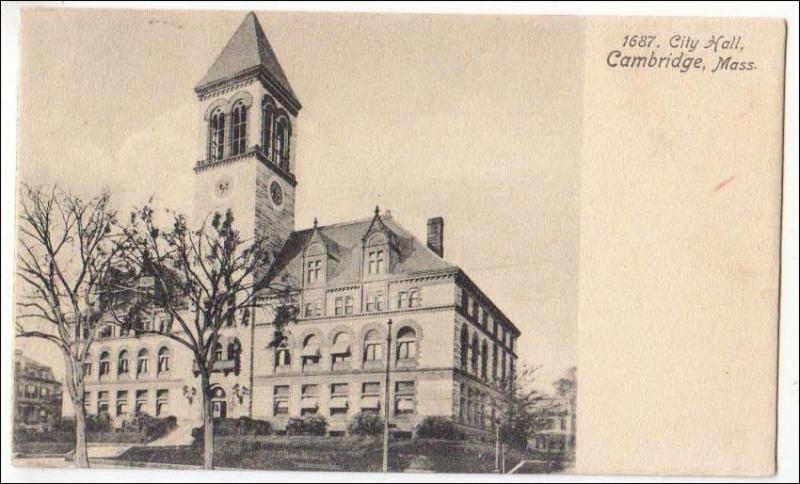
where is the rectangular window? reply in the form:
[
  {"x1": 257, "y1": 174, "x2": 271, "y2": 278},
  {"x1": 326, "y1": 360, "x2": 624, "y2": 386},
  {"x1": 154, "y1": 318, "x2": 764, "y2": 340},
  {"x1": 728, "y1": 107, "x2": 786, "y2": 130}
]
[
  {"x1": 315, "y1": 300, "x2": 323, "y2": 317},
  {"x1": 116, "y1": 391, "x2": 129, "y2": 417},
  {"x1": 330, "y1": 383, "x2": 349, "y2": 417},
  {"x1": 345, "y1": 295, "x2": 354, "y2": 315},
  {"x1": 135, "y1": 390, "x2": 148, "y2": 415},
  {"x1": 83, "y1": 362, "x2": 92, "y2": 377},
  {"x1": 331, "y1": 383, "x2": 348, "y2": 395},
  {"x1": 397, "y1": 291, "x2": 408, "y2": 309},
  {"x1": 364, "y1": 341, "x2": 381, "y2": 361},
  {"x1": 366, "y1": 293, "x2": 384, "y2": 312},
  {"x1": 273, "y1": 385, "x2": 289, "y2": 416},
  {"x1": 304, "y1": 302, "x2": 313, "y2": 318},
  {"x1": 409, "y1": 289, "x2": 421, "y2": 308},
  {"x1": 83, "y1": 391, "x2": 91, "y2": 410},
  {"x1": 376, "y1": 251, "x2": 385, "y2": 273},
  {"x1": 361, "y1": 382, "x2": 381, "y2": 414},
  {"x1": 334, "y1": 297, "x2": 343, "y2": 316},
  {"x1": 98, "y1": 391, "x2": 109, "y2": 415},
  {"x1": 156, "y1": 390, "x2": 169, "y2": 417},
  {"x1": 394, "y1": 381, "x2": 415, "y2": 416},
  {"x1": 301, "y1": 384, "x2": 319, "y2": 415}
]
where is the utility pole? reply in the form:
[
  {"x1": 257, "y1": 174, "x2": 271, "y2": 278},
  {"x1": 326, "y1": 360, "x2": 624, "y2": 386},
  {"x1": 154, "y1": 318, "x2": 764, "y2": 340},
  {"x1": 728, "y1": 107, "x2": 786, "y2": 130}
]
[{"x1": 382, "y1": 318, "x2": 393, "y2": 473}]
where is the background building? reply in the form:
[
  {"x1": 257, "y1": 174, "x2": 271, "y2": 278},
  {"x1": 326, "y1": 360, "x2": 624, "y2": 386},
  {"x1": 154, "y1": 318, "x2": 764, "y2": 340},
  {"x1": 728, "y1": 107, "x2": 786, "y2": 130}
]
[
  {"x1": 13, "y1": 350, "x2": 63, "y2": 428},
  {"x1": 80, "y1": 12, "x2": 520, "y2": 437}
]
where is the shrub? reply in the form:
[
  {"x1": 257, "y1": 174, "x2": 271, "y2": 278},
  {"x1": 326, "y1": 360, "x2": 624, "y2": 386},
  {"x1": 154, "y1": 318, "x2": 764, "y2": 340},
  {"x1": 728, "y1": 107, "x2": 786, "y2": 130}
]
[
  {"x1": 86, "y1": 413, "x2": 113, "y2": 433},
  {"x1": 415, "y1": 417, "x2": 466, "y2": 441},
  {"x1": 191, "y1": 417, "x2": 271, "y2": 446},
  {"x1": 347, "y1": 412, "x2": 384, "y2": 436},
  {"x1": 286, "y1": 415, "x2": 328, "y2": 436}
]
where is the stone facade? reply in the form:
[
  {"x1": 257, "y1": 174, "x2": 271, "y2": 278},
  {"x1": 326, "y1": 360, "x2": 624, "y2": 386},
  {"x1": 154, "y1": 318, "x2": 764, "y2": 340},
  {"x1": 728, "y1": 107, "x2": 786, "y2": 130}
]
[{"x1": 78, "y1": 12, "x2": 520, "y2": 437}]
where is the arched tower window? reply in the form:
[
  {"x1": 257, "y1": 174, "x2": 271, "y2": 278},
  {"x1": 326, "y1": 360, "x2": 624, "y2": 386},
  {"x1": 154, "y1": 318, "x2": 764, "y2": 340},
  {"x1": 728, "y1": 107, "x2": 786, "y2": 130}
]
[
  {"x1": 274, "y1": 115, "x2": 291, "y2": 171},
  {"x1": 261, "y1": 97, "x2": 275, "y2": 156},
  {"x1": 209, "y1": 109, "x2": 225, "y2": 161},
  {"x1": 230, "y1": 102, "x2": 247, "y2": 156}
]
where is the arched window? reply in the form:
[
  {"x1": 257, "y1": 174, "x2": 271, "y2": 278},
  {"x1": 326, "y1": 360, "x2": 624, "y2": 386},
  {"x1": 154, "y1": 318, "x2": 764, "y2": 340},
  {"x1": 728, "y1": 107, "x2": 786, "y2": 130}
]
[
  {"x1": 460, "y1": 326, "x2": 469, "y2": 371},
  {"x1": 118, "y1": 350, "x2": 129, "y2": 375},
  {"x1": 331, "y1": 332, "x2": 351, "y2": 366},
  {"x1": 230, "y1": 102, "x2": 247, "y2": 156},
  {"x1": 275, "y1": 340, "x2": 291, "y2": 368},
  {"x1": 301, "y1": 334, "x2": 320, "y2": 369},
  {"x1": 364, "y1": 329, "x2": 382, "y2": 362},
  {"x1": 274, "y1": 116, "x2": 291, "y2": 170},
  {"x1": 261, "y1": 97, "x2": 275, "y2": 155},
  {"x1": 471, "y1": 334, "x2": 479, "y2": 374},
  {"x1": 396, "y1": 327, "x2": 417, "y2": 360},
  {"x1": 99, "y1": 351, "x2": 110, "y2": 377},
  {"x1": 214, "y1": 342, "x2": 224, "y2": 362},
  {"x1": 492, "y1": 344, "x2": 498, "y2": 381},
  {"x1": 157, "y1": 347, "x2": 170, "y2": 375},
  {"x1": 137, "y1": 349, "x2": 149, "y2": 376},
  {"x1": 209, "y1": 109, "x2": 225, "y2": 161},
  {"x1": 211, "y1": 387, "x2": 227, "y2": 418},
  {"x1": 480, "y1": 341, "x2": 488, "y2": 380}
]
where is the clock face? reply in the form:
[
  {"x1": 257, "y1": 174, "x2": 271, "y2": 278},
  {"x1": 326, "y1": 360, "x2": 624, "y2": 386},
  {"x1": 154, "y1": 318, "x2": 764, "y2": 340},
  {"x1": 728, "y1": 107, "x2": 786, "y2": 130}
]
[
  {"x1": 214, "y1": 176, "x2": 233, "y2": 199},
  {"x1": 270, "y1": 181, "x2": 284, "y2": 207}
]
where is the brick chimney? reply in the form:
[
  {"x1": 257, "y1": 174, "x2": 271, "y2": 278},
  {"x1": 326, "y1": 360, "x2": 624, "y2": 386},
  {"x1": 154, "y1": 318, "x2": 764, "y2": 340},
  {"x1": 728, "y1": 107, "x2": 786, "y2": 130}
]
[{"x1": 426, "y1": 217, "x2": 444, "y2": 257}]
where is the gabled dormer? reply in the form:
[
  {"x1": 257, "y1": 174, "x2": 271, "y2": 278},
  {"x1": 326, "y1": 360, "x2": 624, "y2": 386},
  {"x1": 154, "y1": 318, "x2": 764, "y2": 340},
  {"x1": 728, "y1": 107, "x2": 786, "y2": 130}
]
[
  {"x1": 302, "y1": 218, "x2": 340, "y2": 287},
  {"x1": 361, "y1": 207, "x2": 399, "y2": 278}
]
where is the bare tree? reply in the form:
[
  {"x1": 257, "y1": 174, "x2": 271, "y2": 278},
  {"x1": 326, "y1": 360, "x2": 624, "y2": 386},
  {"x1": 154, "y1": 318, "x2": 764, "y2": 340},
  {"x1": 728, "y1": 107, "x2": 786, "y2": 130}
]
[
  {"x1": 15, "y1": 185, "x2": 121, "y2": 468},
  {"x1": 110, "y1": 206, "x2": 296, "y2": 470}
]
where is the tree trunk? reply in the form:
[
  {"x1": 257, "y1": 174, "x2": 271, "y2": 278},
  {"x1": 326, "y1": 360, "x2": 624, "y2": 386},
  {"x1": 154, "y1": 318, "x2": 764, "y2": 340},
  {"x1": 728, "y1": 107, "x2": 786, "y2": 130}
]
[
  {"x1": 200, "y1": 371, "x2": 214, "y2": 470},
  {"x1": 72, "y1": 398, "x2": 90, "y2": 468},
  {"x1": 63, "y1": 353, "x2": 89, "y2": 468}
]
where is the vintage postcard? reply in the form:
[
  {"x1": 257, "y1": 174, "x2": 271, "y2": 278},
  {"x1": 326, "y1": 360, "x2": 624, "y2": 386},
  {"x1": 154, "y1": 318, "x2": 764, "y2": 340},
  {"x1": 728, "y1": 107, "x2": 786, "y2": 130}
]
[{"x1": 5, "y1": 6, "x2": 788, "y2": 479}]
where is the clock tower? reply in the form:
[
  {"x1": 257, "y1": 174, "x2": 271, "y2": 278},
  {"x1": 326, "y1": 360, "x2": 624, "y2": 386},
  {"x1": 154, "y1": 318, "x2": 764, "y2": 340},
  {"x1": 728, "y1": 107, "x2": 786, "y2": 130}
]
[{"x1": 192, "y1": 12, "x2": 300, "y2": 255}]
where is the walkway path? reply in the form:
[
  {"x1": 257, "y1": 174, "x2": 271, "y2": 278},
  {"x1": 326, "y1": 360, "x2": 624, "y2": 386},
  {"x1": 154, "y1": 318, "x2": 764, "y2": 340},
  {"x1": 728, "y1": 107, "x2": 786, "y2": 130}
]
[{"x1": 146, "y1": 419, "x2": 199, "y2": 447}]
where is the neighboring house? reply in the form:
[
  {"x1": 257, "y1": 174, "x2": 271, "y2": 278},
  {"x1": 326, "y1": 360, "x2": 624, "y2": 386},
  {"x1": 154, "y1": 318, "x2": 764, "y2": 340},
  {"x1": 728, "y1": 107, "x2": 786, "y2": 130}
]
[
  {"x1": 78, "y1": 12, "x2": 521, "y2": 437},
  {"x1": 530, "y1": 368, "x2": 576, "y2": 458},
  {"x1": 13, "y1": 350, "x2": 63, "y2": 427}
]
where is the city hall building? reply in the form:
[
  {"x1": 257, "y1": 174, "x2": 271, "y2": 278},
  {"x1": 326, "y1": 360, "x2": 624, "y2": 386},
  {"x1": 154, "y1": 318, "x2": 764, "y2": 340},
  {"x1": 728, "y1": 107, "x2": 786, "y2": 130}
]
[{"x1": 80, "y1": 12, "x2": 520, "y2": 436}]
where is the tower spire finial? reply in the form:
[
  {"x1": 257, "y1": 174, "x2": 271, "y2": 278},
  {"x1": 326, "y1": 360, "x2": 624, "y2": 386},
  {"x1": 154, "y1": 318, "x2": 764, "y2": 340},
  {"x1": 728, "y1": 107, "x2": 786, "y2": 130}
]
[
  {"x1": 374, "y1": 205, "x2": 380, "y2": 217},
  {"x1": 313, "y1": 217, "x2": 318, "y2": 229}
]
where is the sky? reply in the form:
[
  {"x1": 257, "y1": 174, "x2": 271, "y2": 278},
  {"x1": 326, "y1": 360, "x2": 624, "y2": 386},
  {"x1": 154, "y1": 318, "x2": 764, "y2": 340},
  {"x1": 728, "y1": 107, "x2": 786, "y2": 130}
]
[{"x1": 15, "y1": 9, "x2": 581, "y2": 393}]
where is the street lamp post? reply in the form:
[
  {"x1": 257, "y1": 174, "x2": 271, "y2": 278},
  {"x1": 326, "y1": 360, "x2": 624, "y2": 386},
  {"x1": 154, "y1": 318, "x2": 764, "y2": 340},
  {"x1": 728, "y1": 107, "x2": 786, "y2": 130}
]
[{"x1": 382, "y1": 318, "x2": 393, "y2": 473}]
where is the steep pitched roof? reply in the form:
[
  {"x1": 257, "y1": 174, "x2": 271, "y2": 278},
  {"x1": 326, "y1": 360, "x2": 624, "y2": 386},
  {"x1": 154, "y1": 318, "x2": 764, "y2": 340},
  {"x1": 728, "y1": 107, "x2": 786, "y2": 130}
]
[
  {"x1": 267, "y1": 214, "x2": 456, "y2": 289},
  {"x1": 195, "y1": 12, "x2": 299, "y2": 108}
]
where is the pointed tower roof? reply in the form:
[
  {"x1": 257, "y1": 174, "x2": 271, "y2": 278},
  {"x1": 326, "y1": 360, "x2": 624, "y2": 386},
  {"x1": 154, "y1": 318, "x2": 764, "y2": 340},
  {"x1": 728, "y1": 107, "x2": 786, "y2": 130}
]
[{"x1": 195, "y1": 12, "x2": 300, "y2": 112}]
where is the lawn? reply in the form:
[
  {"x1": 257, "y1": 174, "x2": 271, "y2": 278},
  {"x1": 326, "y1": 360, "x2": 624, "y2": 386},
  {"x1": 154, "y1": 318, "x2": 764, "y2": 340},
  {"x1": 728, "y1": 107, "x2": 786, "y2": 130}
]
[{"x1": 115, "y1": 436, "x2": 526, "y2": 473}]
